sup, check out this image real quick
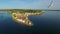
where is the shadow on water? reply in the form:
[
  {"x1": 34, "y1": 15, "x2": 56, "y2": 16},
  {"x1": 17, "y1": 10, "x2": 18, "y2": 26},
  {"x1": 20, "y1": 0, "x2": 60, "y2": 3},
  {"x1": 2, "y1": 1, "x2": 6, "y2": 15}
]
[{"x1": 0, "y1": 11, "x2": 60, "y2": 34}]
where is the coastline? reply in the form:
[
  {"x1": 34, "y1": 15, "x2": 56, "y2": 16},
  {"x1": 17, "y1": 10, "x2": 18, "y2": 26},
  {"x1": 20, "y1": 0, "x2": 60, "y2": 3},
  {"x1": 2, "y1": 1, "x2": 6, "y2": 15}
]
[
  {"x1": 11, "y1": 13, "x2": 33, "y2": 26},
  {"x1": 11, "y1": 11, "x2": 44, "y2": 26}
]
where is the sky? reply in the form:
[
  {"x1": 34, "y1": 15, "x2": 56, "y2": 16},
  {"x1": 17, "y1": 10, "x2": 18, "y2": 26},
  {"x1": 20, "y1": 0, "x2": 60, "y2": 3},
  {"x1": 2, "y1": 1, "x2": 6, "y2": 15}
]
[{"x1": 0, "y1": 0, "x2": 60, "y2": 9}]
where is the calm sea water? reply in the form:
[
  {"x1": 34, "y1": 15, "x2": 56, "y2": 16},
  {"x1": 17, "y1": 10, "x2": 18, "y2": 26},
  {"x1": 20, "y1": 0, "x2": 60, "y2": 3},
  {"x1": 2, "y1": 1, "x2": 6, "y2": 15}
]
[{"x1": 0, "y1": 11, "x2": 60, "y2": 34}]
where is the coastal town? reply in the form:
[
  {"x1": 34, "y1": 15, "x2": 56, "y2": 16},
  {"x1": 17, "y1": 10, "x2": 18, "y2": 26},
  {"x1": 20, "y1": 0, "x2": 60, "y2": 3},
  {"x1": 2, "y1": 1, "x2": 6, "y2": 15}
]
[
  {"x1": 12, "y1": 11, "x2": 43, "y2": 26},
  {"x1": 0, "y1": 9, "x2": 43, "y2": 26},
  {"x1": 12, "y1": 12, "x2": 33, "y2": 26}
]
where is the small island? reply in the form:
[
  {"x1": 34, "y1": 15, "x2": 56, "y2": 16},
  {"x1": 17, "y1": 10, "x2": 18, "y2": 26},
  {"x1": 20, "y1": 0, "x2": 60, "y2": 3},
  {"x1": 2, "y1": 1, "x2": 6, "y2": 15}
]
[
  {"x1": 11, "y1": 9, "x2": 44, "y2": 26},
  {"x1": 0, "y1": 9, "x2": 44, "y2": 26}
]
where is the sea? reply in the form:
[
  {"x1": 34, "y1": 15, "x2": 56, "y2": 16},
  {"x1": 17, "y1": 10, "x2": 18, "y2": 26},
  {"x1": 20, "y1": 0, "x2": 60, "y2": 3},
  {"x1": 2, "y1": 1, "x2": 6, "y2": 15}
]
[{"x1": 0, "y1": 11, "x2": 60, "y2": 34}]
